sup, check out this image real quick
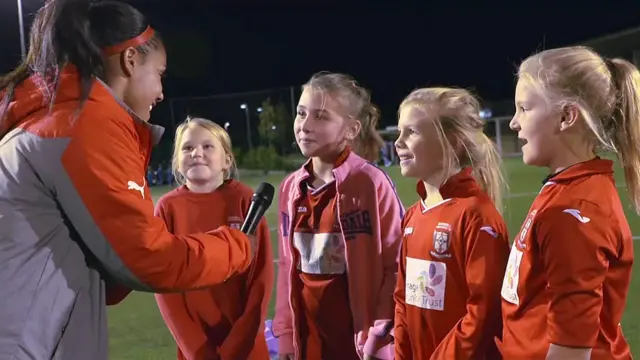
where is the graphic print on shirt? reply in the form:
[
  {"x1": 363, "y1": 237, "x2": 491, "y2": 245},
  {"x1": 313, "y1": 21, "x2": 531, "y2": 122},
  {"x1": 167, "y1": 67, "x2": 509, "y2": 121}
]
[
  {"x1": 405, "y1": 257, "x2": 447, "y2": 311},
  {"x1": 515, "y1": 209, "x2": 537, "y2": 249},
  {"x1": 430, "y1": 222, "x2": 452, "y2": 259},
  {"x1": 501, "y1": 209, "x2": 536, "y2": 305},
  {"x1": 339, "y1": 209, "x2": 373, "y2": 240},
  {"x1": 501, "y1": 243, "x2": 523, "y2": 305},
  {"x1": 292, "y1": 182, "x2": 347, "y2": 275},
  {"x1": 293, "y1": 232, "x2": 346, "y2": 274}
]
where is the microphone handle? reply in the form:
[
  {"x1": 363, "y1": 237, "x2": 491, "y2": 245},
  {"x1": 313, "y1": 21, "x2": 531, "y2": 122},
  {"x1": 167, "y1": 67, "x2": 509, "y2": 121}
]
[
  {"x1": 246, "y1": 205, "x2": 267, "y2": 235},
  {"x1": 241, "y1": 201, "x2": 265, "y2": 235}
]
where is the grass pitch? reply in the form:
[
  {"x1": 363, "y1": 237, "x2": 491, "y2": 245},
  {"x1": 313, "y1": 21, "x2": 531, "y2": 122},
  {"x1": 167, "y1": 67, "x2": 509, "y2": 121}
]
[{"x1": 107, "y1": 159, "x2": 640, "y2": 359}]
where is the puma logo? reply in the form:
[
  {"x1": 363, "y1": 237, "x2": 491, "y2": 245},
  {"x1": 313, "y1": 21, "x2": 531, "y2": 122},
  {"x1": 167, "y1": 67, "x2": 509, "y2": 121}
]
[
  {"x1": 563, "y1": 209, "x2": 590, "y2": 223},
  {"x1": 127, "y1": 179, "x2": 146, "y2": 199}
]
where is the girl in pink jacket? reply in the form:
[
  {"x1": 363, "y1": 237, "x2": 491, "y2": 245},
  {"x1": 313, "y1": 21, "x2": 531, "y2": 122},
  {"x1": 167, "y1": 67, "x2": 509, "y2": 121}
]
[{"x1": 272, "y1": 72, "x2": 404, "y2": 360}]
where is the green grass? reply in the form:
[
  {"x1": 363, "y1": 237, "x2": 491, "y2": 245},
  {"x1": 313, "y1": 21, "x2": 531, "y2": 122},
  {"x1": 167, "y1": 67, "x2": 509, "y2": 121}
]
[{"x1": 107, "y1": 158, "x2": 640, "y2": 359}]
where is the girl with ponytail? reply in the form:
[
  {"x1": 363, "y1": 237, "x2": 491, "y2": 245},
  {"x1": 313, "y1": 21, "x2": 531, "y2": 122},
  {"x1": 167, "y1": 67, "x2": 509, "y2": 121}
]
[
  {"x1": 273, "y1": 72, "x2": 403, "y2": 360},
  {"x1": 0, "y1": 1, "x2": 257, "y2": 358},
  {"x1": 500, "y1": 46, "x2": 636, "y2": 360},
  {"x1": 393, "y1": 87, "x2": 510, "y2": 359}
]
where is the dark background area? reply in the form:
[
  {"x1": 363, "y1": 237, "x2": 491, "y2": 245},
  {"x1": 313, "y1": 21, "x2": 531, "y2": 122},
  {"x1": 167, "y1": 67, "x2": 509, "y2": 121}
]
[{"x1": 1, "y1": 1, "x2": 639, "y2": 152}]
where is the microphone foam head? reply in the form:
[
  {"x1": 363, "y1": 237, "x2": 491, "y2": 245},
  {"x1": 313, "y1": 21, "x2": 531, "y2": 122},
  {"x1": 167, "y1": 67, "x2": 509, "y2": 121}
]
[{"x1": 254, "y1": 182, "x2": 275, "y2": 207}]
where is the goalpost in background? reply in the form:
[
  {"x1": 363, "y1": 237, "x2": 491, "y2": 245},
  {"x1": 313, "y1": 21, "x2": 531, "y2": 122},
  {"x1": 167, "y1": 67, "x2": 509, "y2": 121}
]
[
  {"x1": 164, "y1": 88, "x2": 521, "y2": 162},
  {"x1": 486, "y1": 115, "x2": 521, "y2": 157},
  {"x1": 377, "y1": 115, "x2": 522, "y2": 158}
]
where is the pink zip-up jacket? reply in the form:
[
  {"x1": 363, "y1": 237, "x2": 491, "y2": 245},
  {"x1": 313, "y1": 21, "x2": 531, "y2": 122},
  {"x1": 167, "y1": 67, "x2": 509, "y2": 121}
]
[{"x1": 273, "y1": 152, "x2": 404, "y2": 359}]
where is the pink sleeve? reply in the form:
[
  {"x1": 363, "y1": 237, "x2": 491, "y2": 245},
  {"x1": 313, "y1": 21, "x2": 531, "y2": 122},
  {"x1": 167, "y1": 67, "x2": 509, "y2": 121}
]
[
  {"x1": 272, "y1": 180, "x2": 295, "y2": 355},
  {"x1": 363, "y1": 175, "x2": 404, "y2": 359}
]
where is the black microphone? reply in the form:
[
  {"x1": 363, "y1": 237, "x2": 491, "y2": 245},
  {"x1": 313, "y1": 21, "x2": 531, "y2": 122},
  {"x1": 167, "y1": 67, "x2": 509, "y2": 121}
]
[{"x1": 240, "y1": 182, "x2": 275, "y2": 235}]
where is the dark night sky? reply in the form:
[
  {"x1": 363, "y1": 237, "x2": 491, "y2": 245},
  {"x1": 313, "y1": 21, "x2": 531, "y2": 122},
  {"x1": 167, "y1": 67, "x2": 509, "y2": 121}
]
[{"x1": 1, "y1": 1, "x2": 639, "y2": 150}]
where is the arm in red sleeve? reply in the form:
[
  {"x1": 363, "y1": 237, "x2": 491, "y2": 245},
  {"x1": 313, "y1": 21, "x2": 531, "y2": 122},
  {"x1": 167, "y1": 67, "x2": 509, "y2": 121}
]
[
  {"x1": 56, "y1": 115, "x2": 252, "y2": 293},
  {"x1": 394, "y1": 227, "x2": 412, "y2": 360},
  {"x1": 107, "y1": 176, "x2": 175, "y2": 305},
  {"x1": 537, "y1": 205, "x2": 610, "y2": 348},
  {"x1": 151, "y1": 199, "x2": 217, "y2": 359},
  {"x1": 431, "y1": 213, "x2": 510, "y2": 359},
  {"x1": 220, "y1": 218, "x2": 274, "y2": 359}
]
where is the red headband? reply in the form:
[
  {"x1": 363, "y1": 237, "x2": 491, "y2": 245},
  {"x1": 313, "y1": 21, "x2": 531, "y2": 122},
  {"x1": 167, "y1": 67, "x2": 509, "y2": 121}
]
[{"x1": 102, "y1": 26, "x2": 156, "y2": 56}]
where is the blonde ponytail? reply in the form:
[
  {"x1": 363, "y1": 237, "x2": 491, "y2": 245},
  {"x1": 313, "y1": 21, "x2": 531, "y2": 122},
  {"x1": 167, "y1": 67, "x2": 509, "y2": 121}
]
[
  {"x1": 353, "y1": 103, "x2": 384, "y2": 163},
  {"x1": 471, "y1": 133, "x2": 506, "y2": 213},
  {"x1": 608, "y1": 59, "x2": 640, "y2": 213}
]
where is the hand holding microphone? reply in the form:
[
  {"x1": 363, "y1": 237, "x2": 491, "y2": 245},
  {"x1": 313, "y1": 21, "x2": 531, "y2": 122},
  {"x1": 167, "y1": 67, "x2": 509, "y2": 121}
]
[{"x1": 240, "y1": 182, "x2": 275, "y2": 259}]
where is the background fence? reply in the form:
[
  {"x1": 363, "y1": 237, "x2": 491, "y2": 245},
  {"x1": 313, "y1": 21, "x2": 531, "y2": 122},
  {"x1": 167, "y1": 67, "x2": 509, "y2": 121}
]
[
  {"x1": 378, "y1": 115, "x2": 521, "y2": 159},
  {"x1": 151, "y1": 86, "x2": 300, "y2": 165},
  {"x1": 152, "y1": 87, "x2": 521, "y2": 166}
]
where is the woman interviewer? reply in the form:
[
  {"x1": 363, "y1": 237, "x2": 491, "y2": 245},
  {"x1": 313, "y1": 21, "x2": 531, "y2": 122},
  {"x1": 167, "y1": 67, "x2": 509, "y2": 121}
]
[{"x1": 0, "y1": 1, "x2": 256, "y2": 358}]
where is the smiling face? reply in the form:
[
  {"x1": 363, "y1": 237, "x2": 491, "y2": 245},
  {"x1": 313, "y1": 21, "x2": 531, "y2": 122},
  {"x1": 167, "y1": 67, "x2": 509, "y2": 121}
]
[
  {"x1": 177, "y1": 125, "x2": 230, "y2": 187},
  {"x1": 127, "y1": 46, "x2": 166, "y2": 121},
  {"x1": 395, "y1": 105, "x2": 447, "y2": 181},
  {"x1": 105, "y1": 45, "x2": 166, "y2": 122},
  {"x1": 293, "y1": 87, "x2": 359, "y2": 159}
]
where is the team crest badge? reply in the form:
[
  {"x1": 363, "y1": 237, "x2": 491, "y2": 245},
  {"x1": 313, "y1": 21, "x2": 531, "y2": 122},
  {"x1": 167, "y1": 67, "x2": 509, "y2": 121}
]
[{"x1": 430, "y1": 222, "x2": 452, "y2": 259}]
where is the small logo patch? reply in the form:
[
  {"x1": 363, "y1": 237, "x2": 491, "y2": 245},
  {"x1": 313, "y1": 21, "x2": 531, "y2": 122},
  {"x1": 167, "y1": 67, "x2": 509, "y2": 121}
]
[
  {"x1": 127, "y1": 179, "x2": 146, "y2": 199},
  {"x1": 430, "y1": 222, "x2": 452, "y2": 259}
]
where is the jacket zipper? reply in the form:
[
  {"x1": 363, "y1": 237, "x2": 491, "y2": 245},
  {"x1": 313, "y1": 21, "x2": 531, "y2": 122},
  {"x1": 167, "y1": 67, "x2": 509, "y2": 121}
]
[
  {"x1": 287, "y1": 183, "x2": 303, "y2": 358},
  {"x1": 333, "y1": 177, "x2": 359, "y2": 357}
]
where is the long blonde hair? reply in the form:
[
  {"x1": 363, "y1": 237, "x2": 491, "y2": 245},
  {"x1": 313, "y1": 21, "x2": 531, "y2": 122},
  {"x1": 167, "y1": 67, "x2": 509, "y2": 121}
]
[
  {"x1": 171, "y1": 116, "x2": 238, "y2": 184},
  {"x1": 518, "y1": 46, "x2": 640, "y2": 213},
  {"x1": 400, "y1": 87, "x2": 506, "y2": 212},
  {"x1": 303, "y1": 72, "x2": 384, "y2": 162}
]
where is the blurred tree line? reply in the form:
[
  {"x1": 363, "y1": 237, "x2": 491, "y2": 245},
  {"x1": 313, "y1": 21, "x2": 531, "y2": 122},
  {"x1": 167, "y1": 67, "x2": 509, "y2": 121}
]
[{"x1": 235, "y1": 98, "x2": 301, "y2": 173}]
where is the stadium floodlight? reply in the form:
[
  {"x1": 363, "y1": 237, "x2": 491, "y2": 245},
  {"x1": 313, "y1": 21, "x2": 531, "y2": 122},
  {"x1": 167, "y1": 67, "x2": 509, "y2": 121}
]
[
  {"x1": 479, "y1": 108, "x2": 492, "y2": 119},
  {"x1": 239, "y1": 104, "x2": 252, "y2": 149}
]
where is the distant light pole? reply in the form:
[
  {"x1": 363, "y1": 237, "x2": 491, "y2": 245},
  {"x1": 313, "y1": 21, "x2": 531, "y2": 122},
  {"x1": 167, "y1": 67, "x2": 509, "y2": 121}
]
[
  {"x1": 240, "y1": 103, "x2": 253, "y2": 150},
  {"x1": 268, "y1": 125, "x2": 277, "y2": 148},
  {"x1": 17, "y1": 0, "x2": 26, "y2": 60},
  {"x1": 224, "y1": 122, "x2": 230, "y2": 131}
]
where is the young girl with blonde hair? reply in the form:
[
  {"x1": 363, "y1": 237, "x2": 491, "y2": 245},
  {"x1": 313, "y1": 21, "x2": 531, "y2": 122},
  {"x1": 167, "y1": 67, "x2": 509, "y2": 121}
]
[
  {"x1": 155, "y1": 117, "x2": 274, "y2": 360},
  {"x1": 500, "y1": 46, "x2": 637, "y2": 360},
  {"x1": 394, "y1": 87, "x2": 510, "y2": 359}
]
